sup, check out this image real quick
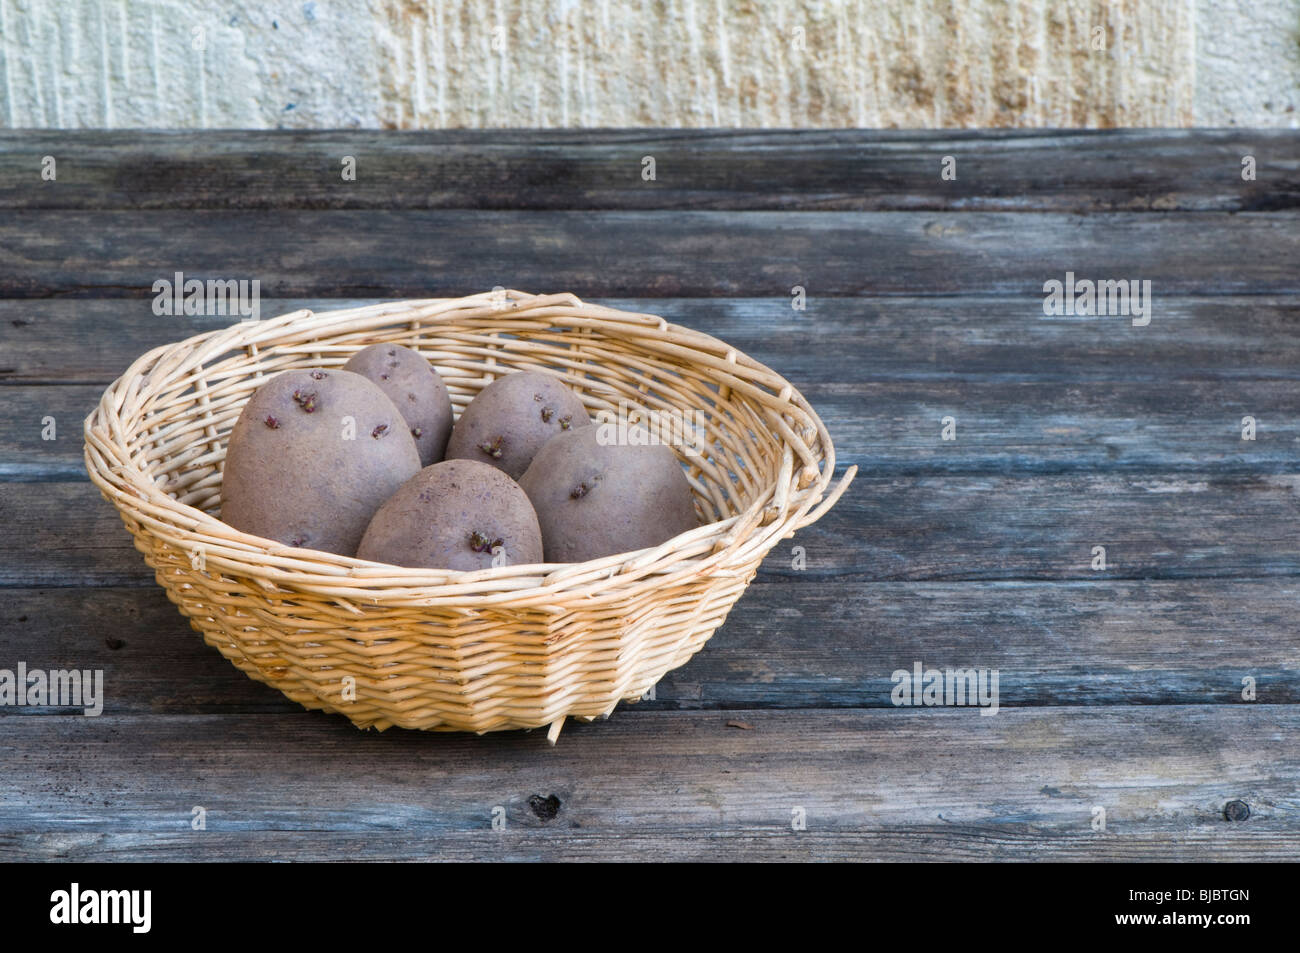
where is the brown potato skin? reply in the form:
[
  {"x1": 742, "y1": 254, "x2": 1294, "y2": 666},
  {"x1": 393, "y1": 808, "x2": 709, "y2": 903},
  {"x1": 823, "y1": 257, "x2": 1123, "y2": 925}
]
[
  {"x1": 343, "y1": 343, "x2": 453, "y2": 466},
  {"x1": 357, "y1": 459, "x2": 543, "y2": 571},
  {"x1": 221, "y1": 369, "x2": 422, "y2": 557},
  {"x1": 519, "y1": 426, "x2": 700, "y2": 563},
  {"x1": 444, "y1": 371, "x2": 588, "y2": 481}
]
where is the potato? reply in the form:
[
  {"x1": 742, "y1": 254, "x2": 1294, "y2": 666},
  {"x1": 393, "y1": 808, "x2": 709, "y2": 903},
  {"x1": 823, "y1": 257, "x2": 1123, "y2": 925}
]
[
  {"x1": 221, "y1": 368, "x2": 421, "y2": 556},
  {"x1": 343, "y1": 343, "x2": 453, "y2": 466},
  {"x1": 357, "y1": 459, "x2": 543, "y2": 571},
  {"x1": 444, "y1": 371, "x2": 588, "y2": 480},
  {"x1": 519, "y1": 426, "x2": 699, "y2": 562}
]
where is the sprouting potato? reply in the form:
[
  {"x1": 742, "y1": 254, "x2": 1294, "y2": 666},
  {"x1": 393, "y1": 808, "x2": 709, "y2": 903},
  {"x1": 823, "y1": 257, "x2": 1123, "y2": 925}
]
[
  {"x1": 221, "y1": 368, "x2": 421, "y2": 556},
  {"x1": 519, "y1": 425, "x2": 699, "y2": 562},
  {"x1": 343, "y1": 343, "x2": 453, "y2": 466},
  {"x1": 357, "y1": 459, "x2": 543, "y2": 571},
  {"x1": 444, "y1": 371, "x2": 588, "y2": 480}
]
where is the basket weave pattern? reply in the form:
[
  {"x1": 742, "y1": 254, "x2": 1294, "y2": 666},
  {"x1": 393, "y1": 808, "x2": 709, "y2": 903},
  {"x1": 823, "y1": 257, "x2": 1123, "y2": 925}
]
[{"x1": 84, "y1": 292, "x2": 853, "y2": 736}]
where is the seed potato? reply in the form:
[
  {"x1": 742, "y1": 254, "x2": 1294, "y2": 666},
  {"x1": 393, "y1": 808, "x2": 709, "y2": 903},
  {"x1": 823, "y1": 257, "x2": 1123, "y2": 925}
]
[
  {"x1": 221, "y1": 368, "x2": 421, "y2": 556},
  {"x1": 343, "y1": 343, "x2": 453, "y2": 466},
  {"x1": 519, "y1": 426, "x2": 700, "y2": 562},
  {"x1": 444, "y1": 371, "x2": 588, "y2": 480},
  {"x1": 357, "y1": 459, "x2": 543, "y2": 571}
]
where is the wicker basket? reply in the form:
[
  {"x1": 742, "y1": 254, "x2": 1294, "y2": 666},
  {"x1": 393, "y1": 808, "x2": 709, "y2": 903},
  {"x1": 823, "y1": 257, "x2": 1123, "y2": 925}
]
[{"x1": 84, "y1": 291, "x2": 854, "y2": 739}]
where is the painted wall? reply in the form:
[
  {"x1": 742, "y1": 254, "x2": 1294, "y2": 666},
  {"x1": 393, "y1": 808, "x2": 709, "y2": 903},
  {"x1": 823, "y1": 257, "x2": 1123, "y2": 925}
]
[{"x1": 1, "y1": 0, "x2": 1296, "y2": 128}]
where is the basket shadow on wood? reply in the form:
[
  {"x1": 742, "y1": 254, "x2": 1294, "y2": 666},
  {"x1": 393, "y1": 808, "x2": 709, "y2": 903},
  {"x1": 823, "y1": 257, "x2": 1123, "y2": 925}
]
[{"x1": 84, "y1": 291, "x2": 854, "y2": 739}]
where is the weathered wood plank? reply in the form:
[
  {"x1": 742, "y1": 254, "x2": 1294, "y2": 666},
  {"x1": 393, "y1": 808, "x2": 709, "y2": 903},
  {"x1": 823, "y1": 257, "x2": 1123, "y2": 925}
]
[
  {"x1": 5, "y1": 827, "x2": 1295, "y2": 862},
  {"x1": 0, "y1": 484, "x2": 146, "y2": 586},
  {"x1": 2, "y1": 130, "x2": 1295, "y2": 212},
  {"x1": 3, "y1": 475, "x2": 1298, "y2": 587},
  {"x1": 692, "y1": 579, "x2": 1300, "y2": 707},
  {"x1": 4, "y1": 296, "x2": 1300, "y2": 386},
  {"x1": 794, "y1": 378, "x2": 1300, "y2": 474},
  {"x1": 6, "y1": 378, "x2": 1298, "y2": 482},
  {"x1": 3, "y1": 581, "x2": 1296, "y2": 714},
  {"x1": 786, "y1": 472, "x2": 1300, "y2": 580},
  {"x1": 0, "y1": 707, "x2": 1295, "y2": 861},
  {"x1": 2, "y1": 211, "x2": 1297, "y2": 298},
  {"x1": 1, "y1": 131, "x2": 1293, "y2": 865}
]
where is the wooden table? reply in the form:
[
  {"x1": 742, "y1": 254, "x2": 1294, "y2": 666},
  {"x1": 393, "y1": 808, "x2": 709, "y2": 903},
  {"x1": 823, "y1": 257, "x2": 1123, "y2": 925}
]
[{"x1": 2, "y1": 130, "x2": 1298, "y2": 861}]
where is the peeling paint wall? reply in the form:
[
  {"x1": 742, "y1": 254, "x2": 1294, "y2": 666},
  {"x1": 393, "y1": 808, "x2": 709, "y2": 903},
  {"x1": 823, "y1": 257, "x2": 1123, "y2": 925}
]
[{"x1": 0, "y1": 0, "x2": 1296, "y2": 128}]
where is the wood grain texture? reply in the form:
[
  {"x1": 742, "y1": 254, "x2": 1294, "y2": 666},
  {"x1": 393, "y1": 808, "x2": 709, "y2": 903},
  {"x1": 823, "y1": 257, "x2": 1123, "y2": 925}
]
[
  {"x1": 1, "y1": 210, "x2": 1297, "y2": 298},
  {"x1": 2, "y1": 581, "x2": 1296, "y2": 713},
  {"x1": 5, "y1": 378, "x2": 1298, "y2": 481},
  {"x1": 5, "y1": 296, "x2": 1300, "y2": 385},
  {"x1": 10, "y1": 296, "x2": 1296, "y2": 482},
  {"x1": 3, "y1": 130, "x2": 1294, "y2": 212},
  {"x1": 785, "y1": 472, "x2": 1300, "y2": 580},
  {"x1": 0, "y1": 707, "x2": 1294, "y2": 861},
  {"x1": 0, "y1": 130, "x2": 1297, "y2": 862},
  {"x1": 3, "y1": 475, "x2": 1298, "y2": 587}
]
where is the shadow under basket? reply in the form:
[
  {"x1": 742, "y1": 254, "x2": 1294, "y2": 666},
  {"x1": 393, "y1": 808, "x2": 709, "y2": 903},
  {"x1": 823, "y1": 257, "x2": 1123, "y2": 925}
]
[{"x1": 84, "y1": 292, "x2": 855, "y2": 740}]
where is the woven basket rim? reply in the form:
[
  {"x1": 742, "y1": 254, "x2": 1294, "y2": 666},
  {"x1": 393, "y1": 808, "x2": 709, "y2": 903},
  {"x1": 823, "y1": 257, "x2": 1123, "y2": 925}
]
[{"x1": 84, "y1": 291, "x2": 855, "y2": 608}]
